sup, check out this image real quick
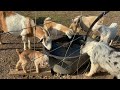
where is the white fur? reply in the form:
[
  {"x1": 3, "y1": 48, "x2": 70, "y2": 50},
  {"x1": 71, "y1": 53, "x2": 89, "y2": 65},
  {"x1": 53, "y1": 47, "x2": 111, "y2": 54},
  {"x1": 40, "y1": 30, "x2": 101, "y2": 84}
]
[
  {"x1": 98, "y1": 23, "x2": 118, "y2": 45},
  {"x1": 42, "y1": 55, "x2": 49, "y2": 66},
  {"x1": 66, "y1": 29, "x2": 74, "y2": 39},
  {"x1": 73, "y1": 16, "x2": 81, "y2": 22},
  {"x1": 44, "y1": 17, "x2": 51, "y2": 21},
  {"x1": 82, "y1": 41, "x2": 120, "y2": 79},
  {"x1": 6, "y1": 13, "x2": 26, "y2": 36},
  {"x1": 5, "y1": 13, "x2": 51, "y2": 50},
  {"x1": 42, "y1": 36, "x2": 51, "y2": 50},
  {"x1": 5, "y1": 13, "x2": 35, "y2": 50}
]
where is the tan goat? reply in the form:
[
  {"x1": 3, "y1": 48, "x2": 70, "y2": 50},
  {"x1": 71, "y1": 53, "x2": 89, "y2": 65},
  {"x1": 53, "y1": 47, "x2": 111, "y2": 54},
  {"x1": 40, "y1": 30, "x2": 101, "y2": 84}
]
[
  {"x1": 43, "y1": 17, "x2": 74, "y2": 40},
  {"x1": 69, "y1": 15, "x2": 105, "y2": 38},
  {"x1": 16, "y1": 49, "x2": 49, "y2": 73}
]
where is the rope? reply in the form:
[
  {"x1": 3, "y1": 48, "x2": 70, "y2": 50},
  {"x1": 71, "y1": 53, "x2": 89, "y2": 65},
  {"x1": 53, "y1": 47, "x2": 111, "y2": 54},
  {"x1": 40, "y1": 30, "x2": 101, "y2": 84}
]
[{"x1": 84, "y1": 11, "x2": 109, "y2": 42}]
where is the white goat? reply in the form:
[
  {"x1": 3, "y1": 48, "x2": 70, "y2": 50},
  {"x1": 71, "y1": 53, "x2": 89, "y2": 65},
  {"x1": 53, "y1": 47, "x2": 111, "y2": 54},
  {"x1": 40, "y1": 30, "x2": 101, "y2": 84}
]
[{"x1": 0, "y1": 11, "x2": 52, "y2": 50}]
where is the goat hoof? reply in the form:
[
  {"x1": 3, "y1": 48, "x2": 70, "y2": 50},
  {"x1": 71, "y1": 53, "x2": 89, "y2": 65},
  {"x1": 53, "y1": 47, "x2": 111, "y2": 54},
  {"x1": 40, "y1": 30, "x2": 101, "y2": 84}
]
[
  {"x1": 36, "y1": 71, "x2": 39, "y2": 73},
  {"x1": 84, "y1": 72, "x2": 91, "y2": 77},
  {"x1": 24, "y1": 48, "x2": 27, "y2": 50}
]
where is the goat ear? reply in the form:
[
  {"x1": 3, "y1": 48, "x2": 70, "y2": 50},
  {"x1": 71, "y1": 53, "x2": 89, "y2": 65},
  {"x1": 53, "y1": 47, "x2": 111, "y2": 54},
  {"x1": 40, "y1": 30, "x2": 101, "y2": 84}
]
[{"x1": 45, "y1": 17, "x2": 51, "y2": 21}]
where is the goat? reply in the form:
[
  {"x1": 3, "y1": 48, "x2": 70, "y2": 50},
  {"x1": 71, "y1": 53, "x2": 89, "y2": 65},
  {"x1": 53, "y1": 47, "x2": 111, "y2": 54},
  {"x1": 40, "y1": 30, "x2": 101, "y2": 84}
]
[
  {"x1": 69, "y1": 15, "x2": 104, "y2": 38},
  {"x1": 43, "y1": 17, "x2": 74, "y2": 40},
  {"x1": 0, "y1": 11, "x2": 52, "y2": 50},
  {"x1": 16, "y1": 49, "x2": 49, "y2": 73}
]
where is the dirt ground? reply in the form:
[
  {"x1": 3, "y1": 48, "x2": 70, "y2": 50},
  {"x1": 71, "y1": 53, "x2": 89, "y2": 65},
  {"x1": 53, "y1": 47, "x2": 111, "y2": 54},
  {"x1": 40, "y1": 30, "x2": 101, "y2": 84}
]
[{"x1": 0, "y1": 11, "x2": 120, "y2": 79}]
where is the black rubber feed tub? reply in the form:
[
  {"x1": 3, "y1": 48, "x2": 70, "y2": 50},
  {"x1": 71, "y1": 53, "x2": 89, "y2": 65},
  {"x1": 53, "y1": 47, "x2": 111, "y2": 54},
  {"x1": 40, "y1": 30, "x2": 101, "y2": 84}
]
[{"x1": 44, "y1": 35, "x2": 90, "y2": 74}]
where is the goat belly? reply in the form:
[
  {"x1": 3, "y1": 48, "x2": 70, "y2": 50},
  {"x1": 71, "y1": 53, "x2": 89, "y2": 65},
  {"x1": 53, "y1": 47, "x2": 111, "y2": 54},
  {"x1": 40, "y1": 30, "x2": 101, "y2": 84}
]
[{"x1": 5, "y1": 14, "x2": 25, "y2": 36}]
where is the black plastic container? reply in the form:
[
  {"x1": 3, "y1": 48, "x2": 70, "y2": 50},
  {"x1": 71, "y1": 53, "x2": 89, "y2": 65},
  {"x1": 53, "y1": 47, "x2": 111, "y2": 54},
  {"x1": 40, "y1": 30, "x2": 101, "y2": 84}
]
[{"x1": 43, "y1": 35, "x2": 90, "y2": 74}]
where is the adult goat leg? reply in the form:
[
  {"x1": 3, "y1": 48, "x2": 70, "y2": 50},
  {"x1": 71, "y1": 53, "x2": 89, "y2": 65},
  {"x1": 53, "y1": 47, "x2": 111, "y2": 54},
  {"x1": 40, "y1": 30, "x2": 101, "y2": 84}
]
[
  {"x1": 22, "y1": 36, "x2": 28, "y2": 50},
  {"x1": 28, "y1": 37, "x2": 31, "y2": 49}
]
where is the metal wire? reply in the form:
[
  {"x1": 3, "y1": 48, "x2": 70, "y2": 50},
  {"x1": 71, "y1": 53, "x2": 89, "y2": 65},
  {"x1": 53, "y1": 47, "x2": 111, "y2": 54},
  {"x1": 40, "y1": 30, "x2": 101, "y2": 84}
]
[
  {"x1": 60, "y1": 11, "x2": 84, "y2": 67},
  {"x1": 28, "y1": 11, "x2": 37, "y2": 78},
  {"x1": 77, "y1": 11, "x2": 83, "y2": 76},
  {"x1": 1, "y1": 11, "x2": 110, "y2": 78}
]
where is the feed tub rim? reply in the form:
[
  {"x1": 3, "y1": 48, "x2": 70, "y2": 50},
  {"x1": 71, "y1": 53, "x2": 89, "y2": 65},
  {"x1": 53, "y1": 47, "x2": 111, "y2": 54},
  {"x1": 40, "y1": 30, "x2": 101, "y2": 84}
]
[{"x1": 44, "y1": 48, "x2": 81, "y2": 60}]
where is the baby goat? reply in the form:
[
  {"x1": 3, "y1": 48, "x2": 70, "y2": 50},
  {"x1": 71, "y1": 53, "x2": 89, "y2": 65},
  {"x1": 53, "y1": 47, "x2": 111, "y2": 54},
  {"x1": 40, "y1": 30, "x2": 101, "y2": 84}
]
[{"x1": 16, "y1": 49, "x2": 49, "y2": 73}]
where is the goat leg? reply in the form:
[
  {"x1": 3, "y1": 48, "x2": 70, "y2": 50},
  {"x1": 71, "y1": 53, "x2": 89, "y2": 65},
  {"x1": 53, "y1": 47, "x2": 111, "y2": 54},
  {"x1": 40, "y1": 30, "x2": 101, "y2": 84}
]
[{"x1": 0, "y1": 35, "x2": 2, "y2": 45}]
